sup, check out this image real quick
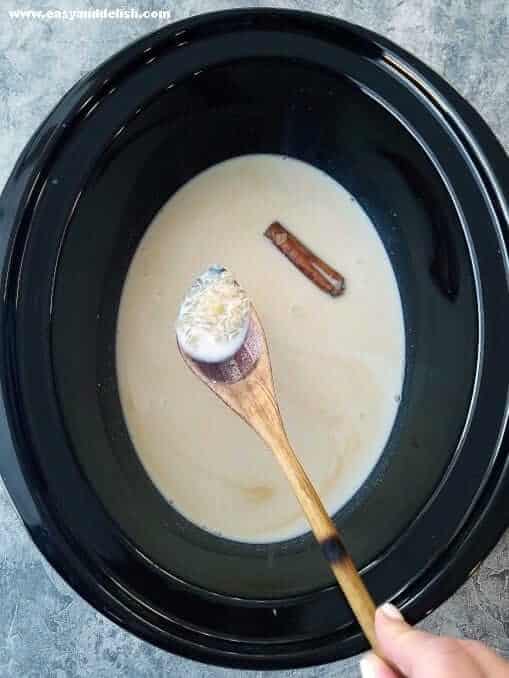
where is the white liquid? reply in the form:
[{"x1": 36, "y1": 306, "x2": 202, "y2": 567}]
[
  {"x1": 116, "y1": 155, "x2": 405, "y2": 543},
  {"x1": 178, "y1": 319, "x2": 248, "y2": 363}
]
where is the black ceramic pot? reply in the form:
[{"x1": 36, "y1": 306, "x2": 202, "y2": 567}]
[{"x1": 0, "y1": 9, "x2": 508, "y2": 670}]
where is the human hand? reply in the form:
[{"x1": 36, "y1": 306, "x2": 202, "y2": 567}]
[{"x1": 360, "y1": 604, "x2": 509, "y2": 677}]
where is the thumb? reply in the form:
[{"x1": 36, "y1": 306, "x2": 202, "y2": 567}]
[
  {"x1": 375, "y1": 604, "x2": 431, "y2": 676},
  {"x1": 374, "y1": 604, "x2": 481, "y2": 678}
]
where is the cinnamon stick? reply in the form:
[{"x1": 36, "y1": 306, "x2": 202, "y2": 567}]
[{"x1": 264, "y1": 222, "x2": 345, "y2": 297}]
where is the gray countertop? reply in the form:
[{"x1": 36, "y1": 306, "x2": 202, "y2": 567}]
[{"x1": 1, "y1": 1, "x2": 508, "y2": 676}]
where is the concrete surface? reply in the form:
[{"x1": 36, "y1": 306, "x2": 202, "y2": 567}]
[{"x1": 0, "y1": 0, "x2": 508, "y2": 676}]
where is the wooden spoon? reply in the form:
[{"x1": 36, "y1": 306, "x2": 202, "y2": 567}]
[{"x1": 178, "y1": 308, "x2": 380, "y2": 654}]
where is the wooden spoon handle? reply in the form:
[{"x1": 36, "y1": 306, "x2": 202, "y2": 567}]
[{"x1": 269, "y1": 433, "x2": 380, "y2": 654}]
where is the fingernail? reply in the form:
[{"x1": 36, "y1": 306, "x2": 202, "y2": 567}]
[
  {"x1": 379, "y1": 602, "x2": 404, "y2": 621},
  {"x1": 360, "y1": 654, "x2": 379, "y2": 678}
]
